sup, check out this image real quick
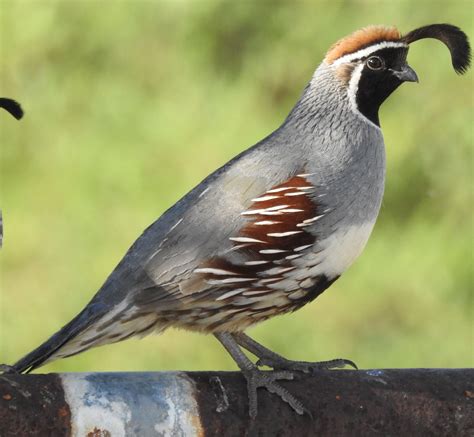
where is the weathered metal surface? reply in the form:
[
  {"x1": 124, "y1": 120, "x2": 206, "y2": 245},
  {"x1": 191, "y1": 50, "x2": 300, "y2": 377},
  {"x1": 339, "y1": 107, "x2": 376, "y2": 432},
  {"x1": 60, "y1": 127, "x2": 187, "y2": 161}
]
[
  {"x1": 1, "y1": 369, "x2": 473, "y2": 436},
  {"x1": 191, "y1": 368, "x2": 474, "y2": 436},
  {"x1": 0, "y1": 373, "x2": 71, "y2": 436},
  {"x1": 60, "y1": 372, "x2": 203, "y2": 437}
]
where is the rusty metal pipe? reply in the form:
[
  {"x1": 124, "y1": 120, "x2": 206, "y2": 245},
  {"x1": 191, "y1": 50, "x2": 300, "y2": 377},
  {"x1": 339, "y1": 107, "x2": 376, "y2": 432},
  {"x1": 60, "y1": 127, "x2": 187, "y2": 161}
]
[{"x1": 1, "y1": 369, "x2": 473, "y2": 436}]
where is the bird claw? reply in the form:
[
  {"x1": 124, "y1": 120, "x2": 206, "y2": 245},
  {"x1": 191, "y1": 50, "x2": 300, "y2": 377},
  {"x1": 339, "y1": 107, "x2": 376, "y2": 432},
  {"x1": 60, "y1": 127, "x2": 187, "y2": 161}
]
[
  {"x1": 256, "y1": 357, "x2": 358, "y2": 373},
  {"x1": 243, "y1": 368, "x2": 309, "y2": 419}
]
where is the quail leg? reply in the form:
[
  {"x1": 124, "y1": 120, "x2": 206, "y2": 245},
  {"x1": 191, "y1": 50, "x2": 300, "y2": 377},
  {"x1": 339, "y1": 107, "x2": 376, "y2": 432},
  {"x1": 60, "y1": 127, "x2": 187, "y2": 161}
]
[
  {"x1": 233, "y1": 332, "x2": 357, "y2": 373},
  {"x1": 215, "y1": 332, "x2": 309, "y2": 418}
]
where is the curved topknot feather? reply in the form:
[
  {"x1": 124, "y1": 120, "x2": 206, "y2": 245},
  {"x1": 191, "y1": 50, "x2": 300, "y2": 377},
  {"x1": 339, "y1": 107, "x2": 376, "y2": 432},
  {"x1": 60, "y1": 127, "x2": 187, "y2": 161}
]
[
  {"x1": 0, "y1": 98, "x2": 24, "y2": 120},
  {"x1": 325, "y1": 26, "x2": 402, "y2": 63},
  {"x1": 402, "y1": 24, "x2": 471, "y2": 74}
]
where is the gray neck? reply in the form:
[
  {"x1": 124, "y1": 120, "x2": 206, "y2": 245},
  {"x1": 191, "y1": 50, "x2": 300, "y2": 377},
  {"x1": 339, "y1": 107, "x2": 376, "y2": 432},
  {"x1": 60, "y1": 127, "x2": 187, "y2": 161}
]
[
  {"x1": 270, "y1": 64, "x2": 386, "y2": 228},
  {"x1": 282, "y1": 64, "x2": 383, "y2": 167},
  {"x1": 285, "y1": 66, "x2": 349, "y2": 128}
]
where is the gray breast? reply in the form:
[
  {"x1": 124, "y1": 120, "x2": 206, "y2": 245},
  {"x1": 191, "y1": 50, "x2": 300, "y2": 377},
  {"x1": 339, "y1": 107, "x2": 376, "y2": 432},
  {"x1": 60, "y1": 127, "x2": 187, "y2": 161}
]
[{"x1": 298, "y1": 114, "x2": 386, "y2": 279}]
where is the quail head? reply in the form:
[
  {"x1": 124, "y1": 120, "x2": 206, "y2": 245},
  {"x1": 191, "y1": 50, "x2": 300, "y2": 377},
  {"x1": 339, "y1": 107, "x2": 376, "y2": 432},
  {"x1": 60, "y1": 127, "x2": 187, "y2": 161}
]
[{"x1": 4, "y1": 24, "x2": 470, "y2": 418}]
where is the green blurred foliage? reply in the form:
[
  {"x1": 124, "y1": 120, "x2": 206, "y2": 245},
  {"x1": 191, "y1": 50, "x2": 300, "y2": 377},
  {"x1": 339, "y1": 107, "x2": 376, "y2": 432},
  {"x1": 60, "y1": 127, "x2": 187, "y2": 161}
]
[{"x1": 0, "y1": 0, "x2": 472, "y2": 373}]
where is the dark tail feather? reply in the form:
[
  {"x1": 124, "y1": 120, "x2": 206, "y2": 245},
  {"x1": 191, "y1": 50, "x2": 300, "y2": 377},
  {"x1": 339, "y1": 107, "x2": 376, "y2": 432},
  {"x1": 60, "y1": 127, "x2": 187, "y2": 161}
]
[{"x1": 12, "y1": 302, "x2": 107, "y2": 373}]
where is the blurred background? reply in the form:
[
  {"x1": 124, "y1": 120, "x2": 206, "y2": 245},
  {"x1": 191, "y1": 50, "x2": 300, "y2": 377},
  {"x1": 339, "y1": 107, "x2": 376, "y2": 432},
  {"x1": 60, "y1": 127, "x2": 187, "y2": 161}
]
[{"x1": 1, "y1": 1, "x2": 472, "y2": 373}]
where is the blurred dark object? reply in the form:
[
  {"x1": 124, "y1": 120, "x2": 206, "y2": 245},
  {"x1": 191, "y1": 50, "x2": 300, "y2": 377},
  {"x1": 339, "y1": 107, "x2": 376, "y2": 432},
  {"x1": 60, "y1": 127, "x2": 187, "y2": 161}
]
[{"x1": 0, "y1": 98, "x2": 24, "y2": 120}]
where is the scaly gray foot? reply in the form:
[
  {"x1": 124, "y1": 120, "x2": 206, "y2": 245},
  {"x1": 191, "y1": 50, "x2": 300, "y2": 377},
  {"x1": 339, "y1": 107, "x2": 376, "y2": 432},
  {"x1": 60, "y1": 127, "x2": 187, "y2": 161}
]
[
  {"x1": 243, "y1": 367, "x2": 309, "y2": 418},
  {"x1": 232, "y1": 332, "x2": 357, "y2": 374},
  {"x1": 256, "y1": 356, "x2": 357, "y2": 373},
  {"x1": 215, "y1": 332, "x2": 313, "y2": 418}
]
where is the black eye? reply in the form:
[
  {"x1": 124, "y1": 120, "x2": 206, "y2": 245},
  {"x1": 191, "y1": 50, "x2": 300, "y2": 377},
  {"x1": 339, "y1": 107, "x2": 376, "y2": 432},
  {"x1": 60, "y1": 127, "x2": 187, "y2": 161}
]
[{"x1": 366, "y1": 56, "x2": 385, "y2": 70}]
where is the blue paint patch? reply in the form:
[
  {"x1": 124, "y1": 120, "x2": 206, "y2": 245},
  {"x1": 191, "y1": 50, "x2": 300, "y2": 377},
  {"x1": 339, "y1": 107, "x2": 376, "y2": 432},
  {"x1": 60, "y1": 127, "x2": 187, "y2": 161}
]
[
  {"x1": 81, "y1": 372, "x2": 199, "y2": 436},
  {"x1": 366, "y1": 370, "x2": 384, "y2": 377}
]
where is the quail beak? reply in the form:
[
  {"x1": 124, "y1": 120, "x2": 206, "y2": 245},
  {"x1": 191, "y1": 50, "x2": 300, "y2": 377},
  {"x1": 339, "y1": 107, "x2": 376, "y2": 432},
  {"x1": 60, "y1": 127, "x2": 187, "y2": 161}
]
[{"x1": 393, "y1": 65, "x2": 419, "y2": 83}]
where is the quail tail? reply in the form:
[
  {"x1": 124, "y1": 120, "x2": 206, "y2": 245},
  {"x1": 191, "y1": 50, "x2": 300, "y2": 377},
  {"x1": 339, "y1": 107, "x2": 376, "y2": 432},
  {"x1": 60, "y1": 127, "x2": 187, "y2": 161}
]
[{"x1": 4, "y1": 302, "x2": 107, "y2": 374}]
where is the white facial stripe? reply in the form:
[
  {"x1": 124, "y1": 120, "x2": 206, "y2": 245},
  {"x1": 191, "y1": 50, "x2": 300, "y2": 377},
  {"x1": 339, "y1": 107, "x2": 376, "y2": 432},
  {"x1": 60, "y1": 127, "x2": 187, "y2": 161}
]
[
  {"x1": 347, "y1": 63, "x2": 364, "y2": 116},
  {"x1": 331, "y1": 41, "x2": 407, "y2": 66}
]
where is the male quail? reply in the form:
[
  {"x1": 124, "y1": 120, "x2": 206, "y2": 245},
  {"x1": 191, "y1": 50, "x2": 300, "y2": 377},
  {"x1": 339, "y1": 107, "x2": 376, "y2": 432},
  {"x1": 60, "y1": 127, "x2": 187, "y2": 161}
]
[{"x1": 3, "y1": 24, "x2": 470, "y2": 417}]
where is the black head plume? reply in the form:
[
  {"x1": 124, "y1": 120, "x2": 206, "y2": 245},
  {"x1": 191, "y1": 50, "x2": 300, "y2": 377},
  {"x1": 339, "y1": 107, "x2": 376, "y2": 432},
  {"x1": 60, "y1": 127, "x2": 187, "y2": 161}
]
[
  {"x1": 402, "y1": 24, "x2": 471, "y2": 74},
  {"x1": 0, "y1": 98, "x2": 24, "y2": 120}
]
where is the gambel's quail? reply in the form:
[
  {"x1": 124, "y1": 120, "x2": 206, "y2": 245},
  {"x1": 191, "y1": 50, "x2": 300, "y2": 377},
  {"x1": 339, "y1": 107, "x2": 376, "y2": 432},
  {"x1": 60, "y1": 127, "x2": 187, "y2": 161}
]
[{"x1": 3, "y1": 24, "x2": 470, "y2": 417}]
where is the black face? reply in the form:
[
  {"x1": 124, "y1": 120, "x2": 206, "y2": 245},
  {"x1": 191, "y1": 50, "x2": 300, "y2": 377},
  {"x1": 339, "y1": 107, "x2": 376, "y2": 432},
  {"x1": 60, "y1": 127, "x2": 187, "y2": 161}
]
[{"x1": 356, "y1": 47, "x2": 413, "y2": 126}]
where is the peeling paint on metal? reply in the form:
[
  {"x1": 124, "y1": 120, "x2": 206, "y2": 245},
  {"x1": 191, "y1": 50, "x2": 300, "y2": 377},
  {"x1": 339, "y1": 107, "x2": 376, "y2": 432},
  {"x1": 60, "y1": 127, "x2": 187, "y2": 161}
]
[
  {"x1": 365, "y1": 370, "x2": 384, "y2": 377},
  {"x1": 209, "y1": 376, "x2": 229, "y2": 413},
  {"x1": 61, "y1": 372, "x2": 203, "y2": 436},
  {"x1": 364, "y1": 369, "x2": 388, "y2": 385},
  {"x1": 2, "y1": 370, "x2": 472, "y2": 436},
  {"x1": 0, "y1": 373, "x2": 72, "y2": 435}
]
